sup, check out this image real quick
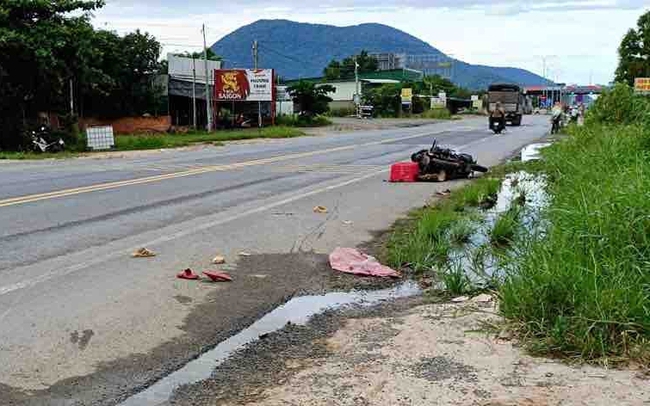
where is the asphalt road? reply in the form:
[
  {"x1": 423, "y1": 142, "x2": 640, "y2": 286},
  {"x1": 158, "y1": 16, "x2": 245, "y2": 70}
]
[{"x1": 0, "y1": 116, "x2": 549, "y2": 405}]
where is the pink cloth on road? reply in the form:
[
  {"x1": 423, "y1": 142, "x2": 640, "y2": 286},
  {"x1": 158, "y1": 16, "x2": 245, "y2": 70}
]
[{"x1": 329, "y1": 247, "x2": 401, "y2": 278}]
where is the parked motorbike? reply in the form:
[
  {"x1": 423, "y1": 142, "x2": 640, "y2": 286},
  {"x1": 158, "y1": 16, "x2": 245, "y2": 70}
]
[
  {"x1": 411, "y1": 139, "x2": 488, "y2": 182},
  {"x1": 30, "y1": 126, "x2": 65, "y2": 153}
]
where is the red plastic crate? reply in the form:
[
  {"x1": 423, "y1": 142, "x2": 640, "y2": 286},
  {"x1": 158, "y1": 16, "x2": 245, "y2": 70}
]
[{"x1": 389, "y1": 162, "x2": 420, "y2": 182}]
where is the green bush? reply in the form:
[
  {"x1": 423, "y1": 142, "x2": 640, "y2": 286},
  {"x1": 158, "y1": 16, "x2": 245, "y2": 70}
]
[
  {"x1": 586, "y1": 83, "x2": 650, "y2": 126},
  {"x1": 275, "y1": 114, "x2": 332, "y2": 127},
  {"x1": 500, "y1": 123, "x2": 650, "y2": 362},
  {"x1": 328, "y1": 107, "x2": 356, "y2": 117},
  {"x1": 416, "y1": 108, "x2": 452, "y2": 120}
]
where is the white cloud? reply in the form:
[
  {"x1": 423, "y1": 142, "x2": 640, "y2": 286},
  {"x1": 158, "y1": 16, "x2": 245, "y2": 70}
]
[{"x1": 95, "y1": 0, "x2": 650, "y2": 85}]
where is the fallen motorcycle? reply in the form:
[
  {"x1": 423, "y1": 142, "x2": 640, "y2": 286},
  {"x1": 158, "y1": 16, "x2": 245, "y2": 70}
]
[
  {"x1": 30, "y1": 126, "x2": 65, "y2": 153},
  {"x1": 411, "y1": 139, "x2": 488, "y2": 182}
]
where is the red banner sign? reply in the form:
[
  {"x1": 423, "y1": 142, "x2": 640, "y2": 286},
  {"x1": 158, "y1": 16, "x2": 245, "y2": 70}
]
[{"x1": 215, "y1": 70, "x2": 250, "y2": 101}]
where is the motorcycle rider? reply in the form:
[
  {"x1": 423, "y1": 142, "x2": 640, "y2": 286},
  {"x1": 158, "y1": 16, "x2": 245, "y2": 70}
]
[
  {"x1": 551, "y1": 102, "x2": 563, "y2": 134},
  {"x1": 490, "y1": 102, "x2": 506, "y2": 133}
]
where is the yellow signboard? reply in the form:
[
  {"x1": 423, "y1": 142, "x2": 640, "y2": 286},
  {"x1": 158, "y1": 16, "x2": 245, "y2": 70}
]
[
  {"x1": 635, "y1": 77, "x2": 650, "y2": 93},
  {"x1": 401, "y1": 88, "x2": 413, "y2": 104}
]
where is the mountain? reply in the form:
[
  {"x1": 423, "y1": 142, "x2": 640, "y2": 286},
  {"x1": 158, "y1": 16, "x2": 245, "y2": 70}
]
[{"x1": 211, "y1": 20, "x2": 549, "y2": 90}]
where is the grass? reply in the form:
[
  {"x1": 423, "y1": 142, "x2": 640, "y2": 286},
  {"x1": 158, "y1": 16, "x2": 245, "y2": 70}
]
[
  {"x1": 275, "y1": 115, "x2": 332, "y2": 127},
  {"x1": 442, "y1": 262, "x2": 472, "y2": 295},
  {"x1": 0, "y1": 150, "x2": 80, "y2": 160},
  {"x1": 0, "y1": 126, "x2": 306, "y2": 159},
  {"x1": 412, "y1": 109, "x2": 452, "y2": 120},
  {"x1": 386, "y1": 177, "x2": 501, "y2": 275},
  {"x1": 115, "y1": 127, "x2": 305, "y2": 151},
  {"x1": 490, "y1": 206, "x2": 521, "y2": 247},
  {"x1": 500, "y1": 123, "x2": 650, "y2": 363}
]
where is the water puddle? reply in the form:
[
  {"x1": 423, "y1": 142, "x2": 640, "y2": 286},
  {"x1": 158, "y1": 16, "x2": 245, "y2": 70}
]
[
  {"x1": 521, "y1": 142, "x2": 552, "y2": 162},
  {"x1": 447, "y1": 171, "x2": 549, "y2": 286},
  {"x1": 120, "y1": 281, "x2": 421, "y2": 406}
]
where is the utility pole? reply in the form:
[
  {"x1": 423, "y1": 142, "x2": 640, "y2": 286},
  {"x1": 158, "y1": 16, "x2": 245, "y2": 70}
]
[
  {"x1": 192, "y1": 56, "x2": 197, "y2": 129},
  {"x1": 202, "y1": 24, "x2": 212, "y2": 132},
  {"x1": 69, "y1": 78, "x2": 74, "y2": 116},
  {"x1": 253, "y1": 40, "x2": 261, "y2": 128},
  {"x1": 354, "y1": 56, "x2": 360, "y2": 117}
]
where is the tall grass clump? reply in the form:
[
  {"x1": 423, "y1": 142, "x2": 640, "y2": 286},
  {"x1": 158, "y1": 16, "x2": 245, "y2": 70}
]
[
  {"x1": 387, "y1": 178, "x2": 500, "y2": 274},
  {"x1": 500, "y1": 85, "x2": 650, "y2": 362}
]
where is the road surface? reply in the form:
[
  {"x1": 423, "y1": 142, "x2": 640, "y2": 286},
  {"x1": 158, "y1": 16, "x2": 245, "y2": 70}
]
[{"x1": 0, "y1": 116, "x2": 549, "y2": 405}]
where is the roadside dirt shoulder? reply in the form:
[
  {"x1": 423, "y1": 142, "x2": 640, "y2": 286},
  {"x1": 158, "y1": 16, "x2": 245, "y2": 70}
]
[{"x1": 172, "y1": 296, "x2": 646, "y2": 406}]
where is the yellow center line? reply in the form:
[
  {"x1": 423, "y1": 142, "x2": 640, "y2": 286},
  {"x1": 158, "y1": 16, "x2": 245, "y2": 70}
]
[{"x1": 0, "y1": 128, "x2": 465, "y2": 208}]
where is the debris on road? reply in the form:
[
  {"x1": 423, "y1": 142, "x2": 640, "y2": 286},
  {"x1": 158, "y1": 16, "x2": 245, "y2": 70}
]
[
  {"x1": 249, "y1": 274, "x2": 268, "y2": 279},
  {"x1": 329, "y1": 247, "x2": 400, "y2": 278},
  {"x1": 132, "y1": 247, "x2": 156, "y2": 258},
  {"x1": 342, "y1": 220, "x2": 353, "y2": 226},
  {"x1": 436, "y1": 189, "x2": 452, "y2": 197},
  {"x1": 389, "y1": 162, "x2": 420, "y2": 183},
  {"x1": 177, "y1": 269, "x2": 200, "y2": 280},
  {"x1": 238, "y1": 251, "x2": 252, "y2": 257},
  {"x1": 313, "y1": 205, "x2": 328, "y2": 214},
  {"x1": 471, "y1": 293, "x2": 493, "y2": 303},
  {"x1": 212, "y1": 255, "x2": 226, "y2": 264},
  {"x1": 203, "y1": 271, "x2": 233, "y2": 282},
  {"x1": 451, "y1": 296, "x2": 470, "y2": 303}
]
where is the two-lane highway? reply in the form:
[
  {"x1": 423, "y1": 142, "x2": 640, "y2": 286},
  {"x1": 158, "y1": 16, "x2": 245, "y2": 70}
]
[{"x1": 0, "y1": 116, "x2": 549, "y2": 405}]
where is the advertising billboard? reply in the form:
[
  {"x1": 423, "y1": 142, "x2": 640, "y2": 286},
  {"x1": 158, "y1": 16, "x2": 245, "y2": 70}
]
[
  {"x1": 214, "y1": 69, "x2": 274, "y2": 101},
  {"x1": 635, "y1": 77, "x2": 650, "y2": 94}
]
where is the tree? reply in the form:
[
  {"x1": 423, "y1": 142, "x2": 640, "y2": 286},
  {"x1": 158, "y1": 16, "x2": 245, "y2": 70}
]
[
  {"x1": 323, "y1": 50, "x2": 378, "y2": 80},
  {"x1": 175, "y1": 49, "x2": 221, "y2": 61},
  {"x1": 363, "y1": 84, "x2": 401, "y2": 117},
  {"x1": 616, "y1": 11, "x2": 650, "y2": 86},
  {"x1": 0, "y1": 0, "x2": 105, "y2": 149},
  {"x1": 0, "y1": 1, "x2": 167, "y2": 149},
  {"x1": 324, "y1": 60, "x2": 341, "y2": 80},
  {"x1": 287, "y1": 81, "x2": 335, "y2": 117}
]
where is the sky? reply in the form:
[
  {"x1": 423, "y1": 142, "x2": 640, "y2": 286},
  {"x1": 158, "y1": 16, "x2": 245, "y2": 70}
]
[{"x1": 93, "y1": 0, "x2": 650, "y2": 85}]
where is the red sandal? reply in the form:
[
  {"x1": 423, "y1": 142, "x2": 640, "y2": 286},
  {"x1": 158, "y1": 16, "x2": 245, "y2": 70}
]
[{"x1": 177, "y1": 269, "x2": 200, "y2": 280}]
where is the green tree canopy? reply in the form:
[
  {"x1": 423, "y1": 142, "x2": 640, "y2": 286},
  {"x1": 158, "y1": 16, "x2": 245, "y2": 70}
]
[
  {"x1": 323, "y1": 50, "x2": 378, "y2": 81},
  {"x1": 174, "y1": 49, "x2": 221, "y2": 61},
  {"x1": 616, "y1": 11, "x2": 650, "y2": 86},
  {"x1": 287, "y1": 81, "x2": 335, "y2": 117},
  {"x1": 0, "y1": 0, "x2": 166, "y2": 149}
]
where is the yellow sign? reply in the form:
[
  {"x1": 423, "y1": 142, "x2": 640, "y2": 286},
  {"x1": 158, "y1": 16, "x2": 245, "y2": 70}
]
[
  {"x1": 635, "y1": 77, "x2": 650, "y2": 93},
  {"x1": 401, "y1": 88, "x2": 413, "y2": 104}
]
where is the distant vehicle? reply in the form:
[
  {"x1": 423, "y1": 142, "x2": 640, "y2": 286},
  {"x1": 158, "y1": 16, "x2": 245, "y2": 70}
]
[{"x1": 487, "y1": 83, "x2": 524, "y2": 126}]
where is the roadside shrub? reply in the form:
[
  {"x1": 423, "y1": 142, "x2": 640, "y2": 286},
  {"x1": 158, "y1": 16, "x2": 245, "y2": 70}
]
[
  {"x1": 417, "y1": 108, "x2": 452, "y2": 120},
  {"x1": 275, "y1": 114, "x2": 331, "y2": 127},
  {"x1": 586, "y1": 83, "x2": 650, "y2": 126},
  {"x1": 328, "y1": 107, "x2": 355, "y2": 117},
  {"x1": 500, "y1": 123, "x2": 650, "y2": 361}
]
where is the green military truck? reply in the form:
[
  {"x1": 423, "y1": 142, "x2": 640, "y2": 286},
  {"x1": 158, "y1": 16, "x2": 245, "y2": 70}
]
[{"x1": 488, "y1": 83, "x2": 524, "y2": 126}]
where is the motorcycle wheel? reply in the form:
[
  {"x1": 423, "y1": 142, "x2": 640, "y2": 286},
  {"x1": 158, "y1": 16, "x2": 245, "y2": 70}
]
[{"x1": 471, "y1": 164, "x2": 489, "y2": 173}]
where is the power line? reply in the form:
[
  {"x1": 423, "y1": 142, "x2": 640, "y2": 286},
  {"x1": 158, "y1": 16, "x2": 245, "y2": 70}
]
[{"x1": 258, "y1": 42, "x2": 312, "y2": 68}]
